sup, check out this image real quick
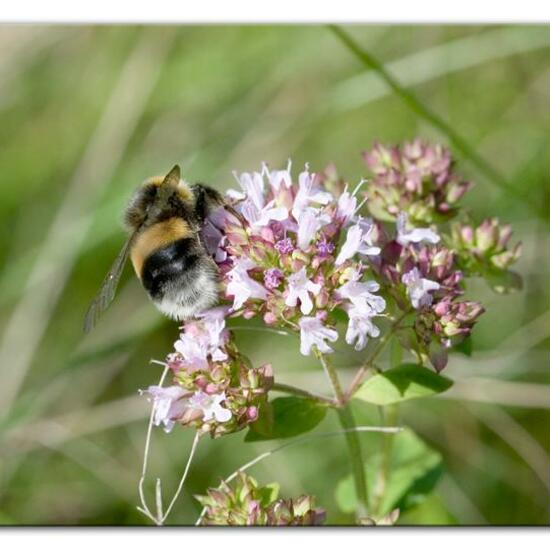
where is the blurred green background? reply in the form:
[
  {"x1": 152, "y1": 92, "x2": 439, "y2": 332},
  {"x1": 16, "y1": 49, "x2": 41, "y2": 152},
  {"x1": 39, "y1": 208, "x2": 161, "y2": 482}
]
[{"x1": 0, "y1": 24, "x2": 549, "y2": 526}]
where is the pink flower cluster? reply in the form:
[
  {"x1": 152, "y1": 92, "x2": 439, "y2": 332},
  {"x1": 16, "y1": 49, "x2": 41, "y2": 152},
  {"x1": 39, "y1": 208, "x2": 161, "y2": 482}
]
[
  {"x1": 363, "y1": 139, "x2": 471, "y2": 224},
  {"x1": 450, "y1": 217, "x2": 522, "y2": 293},
  {"x1": 204, "y1": 162, "x2": 387, "y2": 356},
  {"x1": 377, "y1": 212, "x2": 485, "y2": 370},
  {"x1": 142, "y1": 307, "x2": 273, "y2": 438},
  {"x1": 196, "y1": 473, "x2": 326, "y2": 526}
]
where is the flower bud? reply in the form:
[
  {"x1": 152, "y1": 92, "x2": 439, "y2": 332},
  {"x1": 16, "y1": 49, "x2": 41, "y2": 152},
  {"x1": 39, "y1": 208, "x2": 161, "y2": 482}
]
[{"x1": 197, "y1": 473, "x2": 325, "y2": 526}]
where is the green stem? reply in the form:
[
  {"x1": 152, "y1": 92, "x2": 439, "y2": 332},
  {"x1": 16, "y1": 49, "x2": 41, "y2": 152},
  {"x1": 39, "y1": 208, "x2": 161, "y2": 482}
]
[
  {"x1": 316, "y1": 351, "x2": 369, "y2": 518},
  {"x1": 337, "y1": 405, "x2": 369, "y2": 518},
  {"x1": 372, "y1": 405, "x2": 399, "y2": 516},
  {"x1": 328, "y1": 25, "x2": 545, "y2": 218},
  {"x1": 316, "y1": 350, "x2": 346, "y2": 405},
  {"x1": 272, "y1": 382, "x2": 336, "y2": 406}
]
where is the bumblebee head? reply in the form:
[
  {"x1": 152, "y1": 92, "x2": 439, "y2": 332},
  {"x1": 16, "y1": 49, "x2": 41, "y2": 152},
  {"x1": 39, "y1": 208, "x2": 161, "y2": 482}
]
[{"x1": 123, "y1": 165, "x2": 194, "y2": 233}]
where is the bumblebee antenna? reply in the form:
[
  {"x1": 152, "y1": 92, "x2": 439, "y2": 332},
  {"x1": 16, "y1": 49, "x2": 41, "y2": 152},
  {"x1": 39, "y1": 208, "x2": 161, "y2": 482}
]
[{"x1": 162, "y1": 165, "x2": 181, "y2": 187}]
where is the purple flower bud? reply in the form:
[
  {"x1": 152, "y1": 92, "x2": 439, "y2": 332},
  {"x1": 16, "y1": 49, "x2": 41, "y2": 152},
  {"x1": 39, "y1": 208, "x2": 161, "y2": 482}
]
[
  {"x1": 498, "y1": 223, "x2": 513, "y2": 248},
  {"x1": 433, "y1": 300, "x2": 451, "y2": 317},
  {"x1": 263, "y1": 311, "x2": 277, "y2": 325},
  {"x1": 264, "y1": 268, "x2": 283, "y2": 290},
  {"x1": 197, "y1": 473, "x2": 325, "y2": 526},
  {"x1": 247, "y1": 406, "x2": 258, "y2": 421},
  {"x1": 476, "y1": 219, "x2": 498, "y2": 252},
  {"x1": 260, "y1": 226, "x2": 275, "y2": 243},
  {"x1": 316, "y1": 238, "x2": 335, "y2": 257},
  {"x1": 447, "y1": 180, "x2": 471, "y2": 204},
  {"x1": 460, "y1": 225, "x2": 474, "y2": 244},
  {"x1": 274, "y1": 237, "x2": 294, "y2": 254}
]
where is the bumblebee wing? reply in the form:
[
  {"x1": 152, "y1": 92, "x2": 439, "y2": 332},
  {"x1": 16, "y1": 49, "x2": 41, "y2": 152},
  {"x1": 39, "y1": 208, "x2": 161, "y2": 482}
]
[{"x1": 83, "y1": 235, "x2": 134, "y2": 333}]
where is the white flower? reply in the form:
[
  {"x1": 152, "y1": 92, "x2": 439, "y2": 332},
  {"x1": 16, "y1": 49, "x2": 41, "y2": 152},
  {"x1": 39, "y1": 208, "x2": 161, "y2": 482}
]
[
  {"x1": 396, "y1": 212, "x2": 440, "y2": 246},
  {"x1": 337, "y1": 187, "x2": 357, "y2": 225},
  {"x1": 292, "y1": 166, "x2": 333, "y2": 218},
  {"x1": 402, "y1": 267, "x2": 440, "y2": 309},
  {"x1": 230, "y1": 171, "x2": 265, "y2": 210},
  {"x1": 298, "y1": 316, "x2": 339, "y2": 356},
  {"x1": 188, "y1": 391, "x2": 232, "y2": 422},
  {"x1": 337, "y1": 278, "x2": 386, "y2": 315},
  {"x1": 285, "y1": 267, "x2": 321, "y2": 315},
  {"x1": 226, "y1": 258, "x2": 268, "y2": 310},
  {"x1": 336, "y1": 217, "x2": 381, "y2": 265},
  {"x1": 296, "y1": 207, "x2": 332, "y2": 250},
  {"x1": 174, "y1": 332, "x2": 209, "y2": 371},
  {"x1": 228, "y1": 169, "x2": 288, "y2": 229},
  {"x1": 345, "y1": 305, "x2": 381, "y2": 351},
  {"x1": 240, "y1": 198, "x2": 288, "y2": 229},
  {"x1": 263, "y1": 160, "x2": 293, "y2": 192},
  {"x1": 142, "y1": 385, "x2": 189, "y2": 433},
  {"x1": 197, "y1": 306, "x2": 230, "y2": 361}
]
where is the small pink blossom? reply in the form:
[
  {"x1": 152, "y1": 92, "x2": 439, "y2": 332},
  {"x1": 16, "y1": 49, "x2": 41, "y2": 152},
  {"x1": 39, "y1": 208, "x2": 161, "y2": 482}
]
[
  {"x1": 285, "y1": 267, "x2": 322, "y2": 315},
  {"x1": 298, "y1": 316, "x2": 339, "y2": 356},
  {"x1": 240, "y1": 199, "x2": 288, "y2": 229},
  {"x1": 296, "y1": 207, "x2": 332, "y2": 250},
  {"x1": 402, "y1": 267, "x2": 440, "y2": 309},
  {"x1": 316, "y1": 238, "x2": 335, "y2": 257},
  {"x1": 396, "y1": 212, "x2": 440, "y2": 246},
  {"x1": 336, "y1": 186, "x2": 358, "y2": 225},
  {"x1": 188, "y1": 391, "x2": 232, "y2": 422},
  {"x1": 274, "y1": 237, "x2": 294, "y2": 255},
  {"x1": 292, "y1": 166, "x2": 332, "y2": 218},
  {"x1": 335, "y1": 218, "x2": 381, "y2": 266},
  {"x1": 337, "y1": 278, "x2": 386, "y2": 315},
  {"x1": 345, "y1": 305, "x2": 381, "y2": 351},
  {"x1": 142, "y1": 385, "x2": 189, "y2": 433},
  {"x1": 197, "y1": 306, "x2": 230, "y2": 361},
  {"x1": 226, "y1": 258, "x2": 268, "y2": 310},
  {"x1": 230, "y1": 171, "x2": 265, "y2": 210},
  {"x1": 264, "y1": 268, "x2": 283, "y2": 290},
  {"x1": 173, "y1": 332, "x2": 209, "y2": 371},
  {"x1": 263, "y1": 160, "x2": 293, "y2": 192}
]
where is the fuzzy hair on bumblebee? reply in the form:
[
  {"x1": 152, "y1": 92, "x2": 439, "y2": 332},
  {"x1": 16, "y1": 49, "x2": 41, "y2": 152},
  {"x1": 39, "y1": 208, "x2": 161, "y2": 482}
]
[{"x1": 84, "y1": 165, "x2": 226, "y2": 333}]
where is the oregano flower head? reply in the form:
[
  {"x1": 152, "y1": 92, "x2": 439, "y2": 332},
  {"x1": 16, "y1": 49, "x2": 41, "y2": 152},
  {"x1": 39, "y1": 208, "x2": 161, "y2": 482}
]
[{"x1": 204, "y1": 162, "x2": 387, "y2": 357}]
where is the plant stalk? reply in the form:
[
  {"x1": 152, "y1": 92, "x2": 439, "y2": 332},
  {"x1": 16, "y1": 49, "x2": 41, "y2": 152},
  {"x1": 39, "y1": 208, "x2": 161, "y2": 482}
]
[
  {"x1": 316, "y1": 350, "x2": 369, "y2": 518},
  {"x1": 337, "y1": 405, "x2": 369, "y2": 518},
  {"x1": 272, "y1": 382, "x2": 336, "y2": 406},
  {"x1": 372, "y1": 404, "x2": 399, "y2": 516}
]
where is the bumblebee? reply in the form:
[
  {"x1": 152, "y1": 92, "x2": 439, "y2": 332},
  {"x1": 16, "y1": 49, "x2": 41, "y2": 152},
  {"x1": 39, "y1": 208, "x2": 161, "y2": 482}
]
[{"x1": 84, "y1": 165, "x2": 227, "y2": 333}]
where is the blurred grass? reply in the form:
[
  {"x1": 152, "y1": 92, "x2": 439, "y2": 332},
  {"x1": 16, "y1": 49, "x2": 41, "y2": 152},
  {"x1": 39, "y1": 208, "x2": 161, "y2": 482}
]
[{"x1": 0, "y1": 24, "x2": 550, "y2": 525}]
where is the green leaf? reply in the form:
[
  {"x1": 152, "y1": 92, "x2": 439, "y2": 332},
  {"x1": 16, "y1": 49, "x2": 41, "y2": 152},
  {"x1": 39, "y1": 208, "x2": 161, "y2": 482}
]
[
  {"x1": 246, "y1": 401, "x2": 274, "y2": 438},
  {"x1": 329, "y1": 307, "x2": 349, "y2": 325},
  {"x1": 398, "y1": 494, "x2": 458, "y2": 525},
  {"x1": 257, "y1": 483, "x2": 280, "y2": 507},
  {"x1": 354, "y1": 364, "x2": 453, "y2": 406},
  {"x1": 335, "y1": 428, "x2": 443, "y2": 515},
  {"x1": 245, "y1": 397, "x2": 327, "y2": 442},
  {"x1": 389, "y1": 338, "x2": 403, "y2": 369}
]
